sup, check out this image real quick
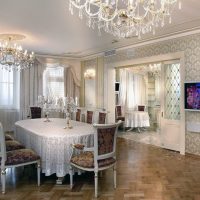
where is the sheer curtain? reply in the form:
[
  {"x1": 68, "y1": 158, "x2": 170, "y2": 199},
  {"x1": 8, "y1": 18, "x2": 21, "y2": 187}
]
[
  {"x1": 0, "y1": 68, "x2": 20, "y2": 131},
  {"x1": 20, "y1": 59, "x2": 45, "y2": 119},
  {"x1": 43, "y1": 65, "x2": 64, "y2": 97},
  {"x1": 119, "y1": 69, "x2": 147, "y2": 111}
]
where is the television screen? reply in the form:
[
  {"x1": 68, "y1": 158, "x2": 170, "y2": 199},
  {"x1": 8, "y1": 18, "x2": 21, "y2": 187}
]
[
  {"x1": 185, "y1": 82, "x2": 200, "y2": 110},
  {"x1": 115, "y1": 82, "x2": 120, "y2": 92}
]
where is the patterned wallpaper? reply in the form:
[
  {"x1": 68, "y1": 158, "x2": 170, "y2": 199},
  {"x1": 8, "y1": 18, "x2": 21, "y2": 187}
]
[{"x1": 104, "y1": 33, "x2": 200, "y2": 155}]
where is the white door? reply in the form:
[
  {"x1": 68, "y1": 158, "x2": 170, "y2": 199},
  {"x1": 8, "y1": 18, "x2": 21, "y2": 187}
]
[{"x1": 160, "y1": 60, "x2": 182, "y2": 152}]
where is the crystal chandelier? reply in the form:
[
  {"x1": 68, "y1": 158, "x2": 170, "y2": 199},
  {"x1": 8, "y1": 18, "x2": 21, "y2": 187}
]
[
  {"x1": 0, "y1": 34, "x2": 35, "y2": 71},
  {"x1": 69, "y1": 0, "x2": 182, "y2": 39}
]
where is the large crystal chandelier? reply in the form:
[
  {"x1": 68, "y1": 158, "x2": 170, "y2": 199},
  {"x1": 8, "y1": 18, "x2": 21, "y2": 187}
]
[
  {"x1": 0, "y1": 34, "x2": 35, "y2": 71},
  {"x1": 69, "y1": 0, "x2": 182, "y2": 39}
]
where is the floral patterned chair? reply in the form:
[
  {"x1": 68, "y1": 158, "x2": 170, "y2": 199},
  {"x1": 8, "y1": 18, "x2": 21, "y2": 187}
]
[
  {"x1": 5, "y1": 134, "x2": 14, "y2": 141},
  {"x1": 86, "y1": 110, "x2": 94, "y2": 124},
  {"x1": 76, "y1": 109, "x2": 81, "y2": 122},
  {"x1": 69, "y1": 120, "x2": 122, "y2": 198},
  {"x1": 6, "y1": 140, "x2": 25, "y2": 152},
  {"x1": 115, "y1": 105, "x2": 125, "y2": 131},
  {"x1": 138, "y1": 105, "x2": 145, "y2": 111},
  {"x1": 0, "y1": 123, "x2": 41, "y2": 194},
  {"x1": 30, "y1": 107, "x2": 42, "y2": 119},
  {"x1": 98, "y1": 112, "x2": 107, "y2": 124}
]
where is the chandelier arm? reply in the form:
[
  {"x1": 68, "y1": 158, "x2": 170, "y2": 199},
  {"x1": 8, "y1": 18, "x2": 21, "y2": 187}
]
[
  {"x1": 84, "y1": 2, "x2": 101, "y2": 17},
  {"x1": 70, "y1": 0, "x2": 87, "y2": 9}
]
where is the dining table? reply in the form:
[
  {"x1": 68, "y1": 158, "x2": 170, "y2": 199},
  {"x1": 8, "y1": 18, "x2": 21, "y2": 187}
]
[
  {"x1": 125, "y1": 111, "x2": 150, "y2": 132},
  {"x1": 15, "y1": 118, "x2": 94, "y2": 184}
]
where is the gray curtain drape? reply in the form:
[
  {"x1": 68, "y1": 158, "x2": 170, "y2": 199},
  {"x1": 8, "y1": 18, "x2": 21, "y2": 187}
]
[{"x1": 20, "y1": 59, "x2": 45, "y2": 119}]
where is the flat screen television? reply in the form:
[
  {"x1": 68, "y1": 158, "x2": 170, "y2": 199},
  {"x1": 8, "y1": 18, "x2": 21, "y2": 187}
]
[{"x1": 185, "y1": 82, "x2": 200, "y2": 110}]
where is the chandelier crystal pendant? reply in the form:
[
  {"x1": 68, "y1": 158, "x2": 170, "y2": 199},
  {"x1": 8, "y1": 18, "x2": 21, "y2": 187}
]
[
  {"x1": 69, "y1": 0, "x2": 182, "y2": 39},
  {"x1": 0, "y1": 34, "x2": 35, "y2": 71}
]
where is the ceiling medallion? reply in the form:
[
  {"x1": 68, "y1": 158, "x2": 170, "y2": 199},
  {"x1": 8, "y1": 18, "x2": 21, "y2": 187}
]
[
  {"x1": 0, "y1": 34, "x2": 35, "y2": 71},
  {"x1": 69, "y1": 0, "x2": 182, "y2": 39}
]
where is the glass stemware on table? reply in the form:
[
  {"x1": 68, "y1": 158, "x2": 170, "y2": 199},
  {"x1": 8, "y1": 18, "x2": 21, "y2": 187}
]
[{"x1": 37, "y1": 95, "x2": 78, "y2": 128}]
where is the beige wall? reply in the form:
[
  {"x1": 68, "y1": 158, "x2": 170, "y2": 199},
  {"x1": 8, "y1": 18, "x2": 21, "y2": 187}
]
[{"x1": 80, "y1": 57, "x2": 104, "y2": 109}]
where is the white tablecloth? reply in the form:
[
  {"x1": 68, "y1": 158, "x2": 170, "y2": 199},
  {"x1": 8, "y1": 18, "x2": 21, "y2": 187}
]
[
  {"x1": 15, "y1": 118, "x2": 94, "y2": 177},
  {"x1": 125, "y1": 111, "x2": 150, "y2": 128}
]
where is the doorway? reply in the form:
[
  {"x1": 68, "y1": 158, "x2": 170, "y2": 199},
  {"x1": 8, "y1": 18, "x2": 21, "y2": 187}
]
[{"x1": 116, "y1": 59, "x2": 183, "y2": 153}]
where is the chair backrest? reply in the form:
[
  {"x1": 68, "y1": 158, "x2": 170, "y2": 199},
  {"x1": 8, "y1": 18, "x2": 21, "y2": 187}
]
[
  {"x1": 76, "y1": 109, "x2": 81, "y2": 121},
  {"x1": 86, "y1": 110, "x2": 93, "y2": 124},
  {"x1": 30, "y1": 107, "x2": 42, "y2": 119},
  {"x1": 93, "y1": 121, "x2": 121, "y2": 167},
  {"x1": 116, "y1": 105, "x2": 123, "y2": 117},
  {"x1": 98, "y1": 112, "x2": 107, "y2": 124},
  {"x1": 0, "y1": 123, "x2": 7, "y2": 166},
  {"x1": 138, "y1": 105, "x2": 145, "y2": 111}
]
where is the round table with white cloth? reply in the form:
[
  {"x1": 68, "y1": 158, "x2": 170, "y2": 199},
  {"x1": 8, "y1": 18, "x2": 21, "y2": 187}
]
[
  {"x1": 125, "y1": 111, "x2": 150, "y2": 130},
  {"x1": 15, "y1": 118, "x2": 94, "y2": 179}
]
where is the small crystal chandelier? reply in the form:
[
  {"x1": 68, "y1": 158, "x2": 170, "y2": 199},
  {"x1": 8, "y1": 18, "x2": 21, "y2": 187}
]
[
  {"x1": 69, "y1": 0, "x2": 182, "y2": 39},
  {"x1": 0, "y1": 34, "x2": 35, "y2": 71}
]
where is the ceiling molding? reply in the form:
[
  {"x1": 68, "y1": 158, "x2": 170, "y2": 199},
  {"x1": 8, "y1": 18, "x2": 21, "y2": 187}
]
[
  {"x1": 81, "y1": 26, "x2": 200, "y2": 60},
  {"x1": 36, "y1": 54, "x2": 81, "y2": 60}
]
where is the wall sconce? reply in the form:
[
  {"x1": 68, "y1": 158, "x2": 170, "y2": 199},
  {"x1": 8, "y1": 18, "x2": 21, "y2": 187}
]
[{"x1": 84, "y1": 69, "x2": 95, "y2": 79}]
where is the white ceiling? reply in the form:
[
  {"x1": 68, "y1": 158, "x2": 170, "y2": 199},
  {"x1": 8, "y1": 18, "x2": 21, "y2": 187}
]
[{"x1": 0, "y1": 0, "x2": 200, "y2": 58}]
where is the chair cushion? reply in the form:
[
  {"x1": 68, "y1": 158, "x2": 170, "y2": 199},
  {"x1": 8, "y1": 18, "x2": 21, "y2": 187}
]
[
  {"x1": 5, "y1": 134, "x2": 14, "y2": 141},
  {"x1": 116, "y1": 116, "x2": 125, "y2": 121},
  {"x1": 6, "y1": 140, "x2": 25, "y2": 151},
  {"x1": 3, "y1": 149, "x2": 40, "y2": 166},
  {"x1": 73, "y1": 143, "x2": 85, "y2": 150},
  {"x1": 71, "y1": 151, "x2": 116, "y2": 168}
]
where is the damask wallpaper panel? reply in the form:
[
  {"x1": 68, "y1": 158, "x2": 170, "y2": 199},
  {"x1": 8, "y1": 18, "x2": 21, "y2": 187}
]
[{"x1": 105, "y1": 33, "x2": 200, "y2": 156}]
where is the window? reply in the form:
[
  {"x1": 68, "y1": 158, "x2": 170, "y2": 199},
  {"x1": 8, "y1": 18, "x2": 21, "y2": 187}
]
[
  {"x1": 43, "y1": 65, "x2": 64, "y2": 97},
  {"x1": 0, "y1": 67, "x2": 20, "y2": 108}
]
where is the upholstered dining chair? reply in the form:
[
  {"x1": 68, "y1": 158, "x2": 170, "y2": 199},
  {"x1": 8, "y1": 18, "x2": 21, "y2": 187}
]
[
  {"x1": 4, "y1": 132, "x2": 25, "y2": 151},
  {"x1": 76, "y1": 108, "x2": 81, "y2": 122},
  {"x1": 5, "y1": 134, "x2": 14, "y2": 141},
  {"x1": 138, "y1": 105, "x2": 145, "y2": 111},
  {"x1": 0, "y1": 123, "x2": 41, "y2": 194},
  {"x1": 30, "y1": 107, "x2": 42, "y2": 119},
  {"x1": 98, "y1": 112, "x2": 107, "y2": 124},
  {"x1": 115, "y1": 105, "x2": 125, "y2": 131},
  {"x1": 69, "y1": 120, "x2": 122, "y2": 198},
  {"x1": 5, "y1": 140, "x2": 25, "y2": 152},
  {"x1": 86, "y1": 110, "x2": 94, "y2": 124}
]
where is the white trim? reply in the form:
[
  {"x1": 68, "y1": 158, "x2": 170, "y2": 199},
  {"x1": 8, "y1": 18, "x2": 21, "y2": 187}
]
[{"x1": 105, "y1": 51, "x2": 185, "y2": 155}]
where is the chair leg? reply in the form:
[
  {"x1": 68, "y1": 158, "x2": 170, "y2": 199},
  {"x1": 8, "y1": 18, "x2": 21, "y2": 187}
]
[
  {"x1": 94, "y1": 171, "x2": 98, "y2": 198},
  {"x1": 69, "y1": 165, "x2": 73, "y2": 189},
  {"x1": 113, "y1": 164, "x2": 116, "y2": 189},
  {"x1": 37, "y1": 161, "x2": 41, "y2": 186},
  {"x1": 1, "y1": 168, "x2": 6, "y2": 194}
]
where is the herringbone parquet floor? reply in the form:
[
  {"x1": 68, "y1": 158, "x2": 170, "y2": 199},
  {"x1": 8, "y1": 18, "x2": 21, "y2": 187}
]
[{"x1": 0, "y1": 138, "x2": 200, "y2": 200}]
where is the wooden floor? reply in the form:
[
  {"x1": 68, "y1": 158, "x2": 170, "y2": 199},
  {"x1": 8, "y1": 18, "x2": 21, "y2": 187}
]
[{"x1": 0, "y1": 138, "x2": 200, "y2": 200}]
